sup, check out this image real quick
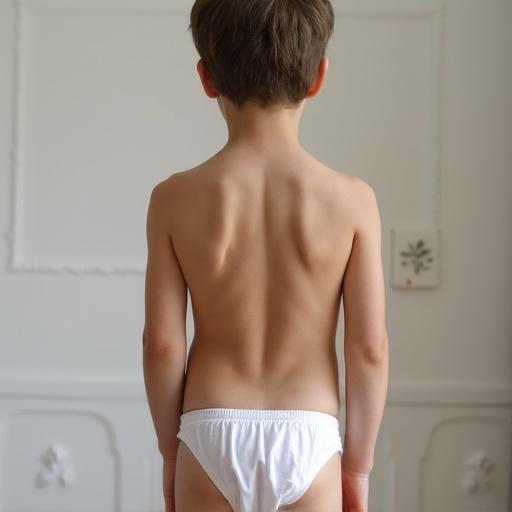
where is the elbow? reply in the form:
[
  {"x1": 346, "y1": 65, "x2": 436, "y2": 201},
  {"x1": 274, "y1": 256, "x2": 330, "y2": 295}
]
[
  {"x1": 143, "y1": 329, "x2": 186, "y2": 357},
  {"x1": 363, "y1": 332, "x2": 389, "y2": 364},
  {"x1": 143, "y1": 342, "x2": 173, "y2": 357},
  {"x1": 362, "y1": 345, "x2": 387, "y2": 365},
  {"x1": 143, "y1": 325, "x2": 170, "y2": 354},
  {"x1": 142, "y1": 333, "x2": 174, "y2": 357},
  {"x1": 348, "y1": 331, "x2": 388, "y2": 364}
]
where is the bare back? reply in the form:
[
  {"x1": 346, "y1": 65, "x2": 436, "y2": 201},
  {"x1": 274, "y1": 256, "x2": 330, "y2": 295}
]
[{"x1": 164, "y1": 145, "x2": 359, "y2": 418}]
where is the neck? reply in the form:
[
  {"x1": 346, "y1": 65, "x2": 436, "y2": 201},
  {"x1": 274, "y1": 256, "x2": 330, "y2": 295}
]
[{"x1": 220, "y1": 97, "x2": 305, "y2": 153}]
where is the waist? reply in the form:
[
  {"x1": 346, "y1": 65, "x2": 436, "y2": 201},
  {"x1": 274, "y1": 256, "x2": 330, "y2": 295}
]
[{"x1": 182, "y1": 353, "x2": 341, "y2": 417}]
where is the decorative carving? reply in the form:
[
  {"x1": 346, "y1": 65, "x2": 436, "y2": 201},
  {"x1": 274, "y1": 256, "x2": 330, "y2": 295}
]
[
  {"x1": 461, "y1": 450, "x2": 494, "y2": 495},
  {"x1": 36, "y1": 443, "x2": 76, "y2": 488}
]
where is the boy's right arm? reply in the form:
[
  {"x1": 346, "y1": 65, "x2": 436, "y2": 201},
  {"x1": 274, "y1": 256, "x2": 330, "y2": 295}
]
[{"x1": 341, "y1": 179, "x2": 389, "y2": 475}]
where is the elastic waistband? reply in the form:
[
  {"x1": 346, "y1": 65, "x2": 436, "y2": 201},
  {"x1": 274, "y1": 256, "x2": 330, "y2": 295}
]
[{"x1": 179, "y1": 407, "x2": 340, "y2": 428}]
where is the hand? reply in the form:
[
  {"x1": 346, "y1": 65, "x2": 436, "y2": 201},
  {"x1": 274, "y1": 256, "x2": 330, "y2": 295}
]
[
  {"x1": 341, "y1": 467, "x2": 370, "y2": 512},
  {"x1": 163, "y1": 457, "x2": 176, "y2": 512}
]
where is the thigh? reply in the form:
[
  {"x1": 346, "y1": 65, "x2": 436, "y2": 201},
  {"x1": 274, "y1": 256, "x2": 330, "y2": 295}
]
[
  {"x1": 174, "y1": 439, "x2": 233, "y2": 512},
  {"x1": 280, "y1": 451, "x2": 342, "y2": 512}
]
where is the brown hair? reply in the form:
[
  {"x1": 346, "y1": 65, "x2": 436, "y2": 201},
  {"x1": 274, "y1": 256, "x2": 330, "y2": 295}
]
[{"x1": 188, "y1": 0, "x2": 335, "y2": 108}]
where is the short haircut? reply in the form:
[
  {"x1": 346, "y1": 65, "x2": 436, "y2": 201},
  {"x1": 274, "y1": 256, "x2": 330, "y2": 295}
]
[{"x1": 188, "y1": 0, "x2": 335, "y2": 108}]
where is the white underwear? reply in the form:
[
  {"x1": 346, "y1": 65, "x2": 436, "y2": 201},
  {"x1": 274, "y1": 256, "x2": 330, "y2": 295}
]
[{"x1": 176, "y1": 407, "x2": 343, "y2": 511}]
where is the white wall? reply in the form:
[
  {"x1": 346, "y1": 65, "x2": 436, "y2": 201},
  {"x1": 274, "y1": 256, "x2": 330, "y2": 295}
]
[{"x1": 0, "y1": 0, "x2": 510, "y2": 510}]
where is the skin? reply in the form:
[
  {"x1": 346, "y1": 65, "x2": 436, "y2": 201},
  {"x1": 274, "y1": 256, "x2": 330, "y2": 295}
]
[{"x1": 143, "y1": 56, "x2": 389, "y2": 511}]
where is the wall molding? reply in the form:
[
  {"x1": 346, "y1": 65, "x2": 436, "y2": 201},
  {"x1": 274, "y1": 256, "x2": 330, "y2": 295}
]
[
  {"x1": 6, "y1": 0, "x2": 185, "y2": 276},
  {"x1": 0, "y1": 378, "x2": 510, "y2": 406},
  {"x1": 5, "y1": 1, "x2": 446, "y2": 275},
  {"x1": 417, "y1": 415, "x2": 512, "y2": 511},
  {"x1": 1, "y1": 407, "x2": 122, "y2": 511}
]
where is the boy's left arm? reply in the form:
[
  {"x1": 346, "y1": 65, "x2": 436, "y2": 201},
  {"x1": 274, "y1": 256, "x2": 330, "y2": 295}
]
[{"x1": 143, "y1": 180, "x2": 188, "y2": 461}]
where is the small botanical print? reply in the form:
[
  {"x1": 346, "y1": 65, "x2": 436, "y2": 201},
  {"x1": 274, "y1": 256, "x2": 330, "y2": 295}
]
[
  {"x1": 400, "y1": 238, "x2": 434, "y2": 275},
  {"x1": 392, "y1": 229, "x2": 440, "y2": 288}
]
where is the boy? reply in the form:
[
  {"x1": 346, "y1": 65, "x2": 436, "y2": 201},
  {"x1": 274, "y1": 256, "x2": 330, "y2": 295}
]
[{"x1": 143, "y1": 1, "x2": 389, "y2": 511}]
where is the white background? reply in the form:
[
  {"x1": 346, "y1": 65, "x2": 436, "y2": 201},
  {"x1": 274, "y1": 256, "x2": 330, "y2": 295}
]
[{"x1": 0, "y1": 0, "x2": 510, "y2": 510}]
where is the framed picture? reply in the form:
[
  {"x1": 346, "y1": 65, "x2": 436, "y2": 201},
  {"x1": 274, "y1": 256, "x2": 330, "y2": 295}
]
[{"x1": 391, "y1": 229, "x2": 440, "y2": 288}]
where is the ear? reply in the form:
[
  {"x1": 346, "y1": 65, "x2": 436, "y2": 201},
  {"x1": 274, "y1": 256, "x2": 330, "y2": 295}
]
[
  {"x1": 305, "y1": 56, "x2": 329, "y2": 99},
  {"x1": 196, "y1": 59, "x2": 220, "y2": 99}
]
